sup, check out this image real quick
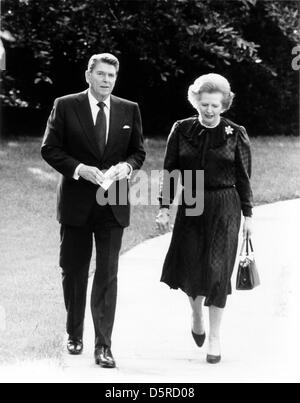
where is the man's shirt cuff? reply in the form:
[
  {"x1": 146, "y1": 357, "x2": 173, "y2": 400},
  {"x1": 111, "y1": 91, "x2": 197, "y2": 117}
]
[{"x1": 73, "y1": 163, "x2": 84, "y2": 180}]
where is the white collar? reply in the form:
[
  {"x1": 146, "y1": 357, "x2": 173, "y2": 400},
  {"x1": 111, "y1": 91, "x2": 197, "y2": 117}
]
[
  {"x1": 198, "y1": 115, "x2": 221, "y2": 129},
  {"x1": 88, "y1": 90, "x2": 111, "y2": 110}
]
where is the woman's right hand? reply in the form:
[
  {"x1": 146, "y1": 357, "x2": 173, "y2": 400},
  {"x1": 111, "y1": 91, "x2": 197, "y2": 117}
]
[{"x1": 156, "y1": 208, "x2": 171, "y2": 233}]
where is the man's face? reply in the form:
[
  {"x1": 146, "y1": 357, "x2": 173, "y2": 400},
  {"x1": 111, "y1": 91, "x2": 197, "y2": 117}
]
[{"x1": 85, "y1": 62, "x2": 117, "y2": 101}]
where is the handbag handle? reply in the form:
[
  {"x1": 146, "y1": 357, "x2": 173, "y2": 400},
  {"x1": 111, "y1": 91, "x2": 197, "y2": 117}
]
[
  {"x1": 240, "y1": 237, "x2": 254, "y2": 256},
  {"x1": 246, "y1": 236, "x2": 254, "y2": 254}
]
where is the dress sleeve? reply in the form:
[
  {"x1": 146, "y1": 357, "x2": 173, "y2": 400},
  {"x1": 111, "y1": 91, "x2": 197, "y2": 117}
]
[
  {"x1": 158, "y1": 121, "x2": 181, "y2": 208},
  {"x1": 235, "y1": 126, "x2": 254, "y2": 217}
]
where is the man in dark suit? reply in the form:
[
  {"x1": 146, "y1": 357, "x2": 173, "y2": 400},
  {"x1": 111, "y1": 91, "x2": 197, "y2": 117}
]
[{"x1": 41, "y1": 53, "x2": 145, "y2": 368}]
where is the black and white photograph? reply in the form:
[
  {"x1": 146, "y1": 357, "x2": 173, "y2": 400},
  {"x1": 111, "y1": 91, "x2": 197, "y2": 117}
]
[{"x1": 0, "y1": 0, "x2": 299, "y2": 386}]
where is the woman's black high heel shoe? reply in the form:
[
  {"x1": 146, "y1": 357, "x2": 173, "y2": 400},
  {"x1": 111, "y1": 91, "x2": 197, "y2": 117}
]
[
  {"x1": 191, "y1": 330, "x2": 206, "y2": 348},
  {"x1": 206, "y1": 354, "x2": 221, "y2": 364}
]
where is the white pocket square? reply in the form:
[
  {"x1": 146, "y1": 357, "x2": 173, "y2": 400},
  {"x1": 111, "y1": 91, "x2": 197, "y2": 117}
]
[{"x1": 123, "y1": 125, "x2": 130, "y2": 129}]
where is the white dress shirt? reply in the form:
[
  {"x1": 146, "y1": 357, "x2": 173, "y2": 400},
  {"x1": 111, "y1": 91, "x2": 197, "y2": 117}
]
[
  {"x1": 73, "y1": 91, "x2": 110, "y2": 180},
  {"x1": 88, "y1": 89, "x2": 110, "y2": 140},
  {"x1": 73, "y1": 91, "x2": 132, "y2": 180}
]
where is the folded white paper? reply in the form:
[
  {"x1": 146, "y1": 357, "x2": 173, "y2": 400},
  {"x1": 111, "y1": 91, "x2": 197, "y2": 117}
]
[{"x1": 100, "y1": 166, "x2": 116, "y2": 191}]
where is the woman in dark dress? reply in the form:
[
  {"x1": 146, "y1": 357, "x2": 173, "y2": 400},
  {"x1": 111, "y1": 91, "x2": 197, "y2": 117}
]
[{"x1": 156, "y1": 74, "x2": 253, "y2": 364}]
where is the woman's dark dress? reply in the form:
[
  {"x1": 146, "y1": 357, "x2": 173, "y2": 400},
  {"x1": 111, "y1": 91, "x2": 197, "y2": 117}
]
[{"x1": 159, "y1": 117, "x2": 253, "y2": 308}]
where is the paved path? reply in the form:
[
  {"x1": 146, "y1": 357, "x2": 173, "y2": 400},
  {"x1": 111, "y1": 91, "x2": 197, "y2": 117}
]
[{"x1": 1, "y1": 199, "x2": 300, "y2": 383}]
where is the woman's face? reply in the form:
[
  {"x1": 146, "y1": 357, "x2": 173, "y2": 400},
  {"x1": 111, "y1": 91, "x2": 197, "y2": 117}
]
[{"x1": 197, "y1": 92, "x2": 224, "y2": 126}]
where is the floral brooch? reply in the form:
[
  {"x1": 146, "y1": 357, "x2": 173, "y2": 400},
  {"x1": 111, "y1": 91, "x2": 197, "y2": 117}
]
[{"x1": 225, "y1": 125, "x2": 234, "y2": 136}]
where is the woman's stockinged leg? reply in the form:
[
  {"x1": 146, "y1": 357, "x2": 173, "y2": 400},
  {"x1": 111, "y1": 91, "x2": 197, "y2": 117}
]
[
  {"x1": 189, "y1": 296, "x2": 205, "y2": 335},
  {"x1": 208, "y1": 305, "x2": 224, "y2": 356}
]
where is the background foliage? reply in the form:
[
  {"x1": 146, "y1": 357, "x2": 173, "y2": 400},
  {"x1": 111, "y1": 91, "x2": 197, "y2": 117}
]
[{"x1": 1, "y1": 0, "x2": 299, "y2": 136}]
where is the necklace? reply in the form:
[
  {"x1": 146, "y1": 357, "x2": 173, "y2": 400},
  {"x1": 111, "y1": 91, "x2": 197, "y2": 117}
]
[{"x1": 198, "y1": 116, "x2": 221, "y2": 129}]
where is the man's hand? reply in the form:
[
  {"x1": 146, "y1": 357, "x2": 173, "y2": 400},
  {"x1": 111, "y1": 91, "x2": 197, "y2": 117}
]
[
  {"x1": 109, "y1": 163, "x2": 131, "y2": 181},
  {"x1": 156, "y1": 208, "x2": 171, "y2": 233},
  {"x1": 78, "y1": 164, "x2": 105, "y2": 185}
]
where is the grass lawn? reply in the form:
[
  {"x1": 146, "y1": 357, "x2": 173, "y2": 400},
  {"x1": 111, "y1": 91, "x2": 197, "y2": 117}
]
[{"x1": 0, "y1": 135, "x2": 299, "y2": 364}]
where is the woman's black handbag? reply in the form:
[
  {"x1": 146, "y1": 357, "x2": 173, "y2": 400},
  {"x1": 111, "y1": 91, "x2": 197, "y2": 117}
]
[{"x1": 236, "y1": 237, "x2": 260, "y2": 290}]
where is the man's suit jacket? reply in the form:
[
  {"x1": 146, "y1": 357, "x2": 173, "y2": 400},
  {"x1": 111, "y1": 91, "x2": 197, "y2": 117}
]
[{"x1": 41, "y1": 91, "x2": 146, "y2": 228}]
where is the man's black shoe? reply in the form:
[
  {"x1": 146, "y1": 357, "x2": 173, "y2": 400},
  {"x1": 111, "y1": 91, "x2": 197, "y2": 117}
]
[
  {"x1": 95, "y1": 346, "x2": 116, "y2": 368},
  {"x1": 67, "y1": 337, "x2": 83, "y2": 355}
]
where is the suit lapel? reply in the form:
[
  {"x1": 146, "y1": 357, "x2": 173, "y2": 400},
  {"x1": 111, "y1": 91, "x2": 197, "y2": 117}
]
[
  {"x1": 102, "y1": 95, "x2": 126, "y2": 162},
  {"x1": 74, "y1": 91, "x2": 101, "y2": 160}
]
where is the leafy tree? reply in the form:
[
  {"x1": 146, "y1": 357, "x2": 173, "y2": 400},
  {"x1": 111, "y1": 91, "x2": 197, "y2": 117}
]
[{"x1": 1, "y1": 0, "x2": 299, "y2": 136}]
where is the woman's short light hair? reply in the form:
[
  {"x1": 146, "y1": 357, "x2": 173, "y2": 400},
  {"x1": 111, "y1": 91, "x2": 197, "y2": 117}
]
[
  {"x1": 87, "y1": 53, "x2": 120, "y2": 73},
  {"x1": 188, "y1": 73, "x2": 235, "y2": 111}
]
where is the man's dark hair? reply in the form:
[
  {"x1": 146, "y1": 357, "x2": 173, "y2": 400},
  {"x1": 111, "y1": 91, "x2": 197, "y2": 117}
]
[{"x1": 87, "y1": 53, "x2": 120, "y2": 73}]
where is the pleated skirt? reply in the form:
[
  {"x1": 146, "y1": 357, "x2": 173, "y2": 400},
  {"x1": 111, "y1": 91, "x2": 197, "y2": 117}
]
[{"x1": 160, "y1": 188, "x2": 242, "y2": 308}]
